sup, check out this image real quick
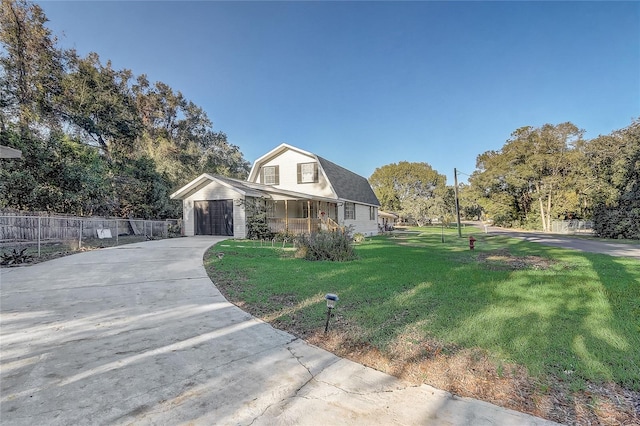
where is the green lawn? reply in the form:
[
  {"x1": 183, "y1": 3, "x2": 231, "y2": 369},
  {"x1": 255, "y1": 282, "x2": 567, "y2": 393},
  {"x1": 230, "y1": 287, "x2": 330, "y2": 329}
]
[{"x1": 204, "y1": 228, "x2": 640, "y2": 392}]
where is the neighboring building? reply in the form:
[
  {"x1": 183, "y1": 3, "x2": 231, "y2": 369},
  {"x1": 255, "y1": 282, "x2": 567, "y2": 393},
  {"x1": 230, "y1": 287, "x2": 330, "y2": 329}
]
[
  {"x1": 170, "y1": 144, "x2": 380, "y2": 238},
  {"x1": 378, "y1": 211, "x2": 399, "y2": 231}
]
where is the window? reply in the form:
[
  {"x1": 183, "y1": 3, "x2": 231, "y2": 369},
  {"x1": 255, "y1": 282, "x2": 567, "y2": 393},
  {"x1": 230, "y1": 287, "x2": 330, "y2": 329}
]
[
  {"x1": 261, "y1": 166, "x2": 279, "y2": 185},
  {"x1": 369, "y1": 206, "x2": 376, "y2": 221},
  {"x1": 344, "y1": 202, "x2": 355, "y2": 220},
  {"x1": 302, "y1": 201, "x2": 317, "y2": 218},
  {"x1": 297, "y1": 162, "x2": 318, "y2": 183}
]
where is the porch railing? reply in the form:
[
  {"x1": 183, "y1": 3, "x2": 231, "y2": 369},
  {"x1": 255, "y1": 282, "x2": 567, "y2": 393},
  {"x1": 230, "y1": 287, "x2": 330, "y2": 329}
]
[
  {"x1": 321, "y1": 217, "x2": 344, "y2": 233},
  {"x1": 267, "y1": 218, "x2": 321, "y2": 235}
]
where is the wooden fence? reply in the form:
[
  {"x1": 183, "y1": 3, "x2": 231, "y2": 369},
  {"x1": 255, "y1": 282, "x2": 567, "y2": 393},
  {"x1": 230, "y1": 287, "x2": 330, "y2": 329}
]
[{"x1": 0, "y1": 212, "x2": 181, "y2": 255}]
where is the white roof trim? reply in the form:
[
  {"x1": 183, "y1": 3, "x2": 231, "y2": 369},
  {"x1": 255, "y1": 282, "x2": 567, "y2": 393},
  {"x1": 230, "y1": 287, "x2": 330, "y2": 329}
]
[
  {"x1": 171, "y1": 172, "x2": 338, "y2": 203},
  {"x1": 170, "y1": 173, "x2": 247, "y2": 200},
  {"x1": 248, "y1": 143, "x2": 316, "y2": 181}
]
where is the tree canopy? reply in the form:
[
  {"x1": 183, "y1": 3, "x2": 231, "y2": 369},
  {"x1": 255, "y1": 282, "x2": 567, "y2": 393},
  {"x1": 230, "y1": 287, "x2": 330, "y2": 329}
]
[
  {"x1": 0, "y1": 0, "x2": 250, "y2": 219},
  {"x1": 466, "y1": 120, "x2": 639, "y2": 238},
  {"x1": 369, "y1": 161, "x2": 448, "y2": 226},
  {"x1": 588, "y1": 120, "x2": 640, "y2": 239}
]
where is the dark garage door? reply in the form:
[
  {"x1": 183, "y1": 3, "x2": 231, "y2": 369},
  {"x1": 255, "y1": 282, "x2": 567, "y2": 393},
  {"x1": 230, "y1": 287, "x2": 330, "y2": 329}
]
[{"x1": 194, "y1": 200, "x2": 234, "y2": 236}]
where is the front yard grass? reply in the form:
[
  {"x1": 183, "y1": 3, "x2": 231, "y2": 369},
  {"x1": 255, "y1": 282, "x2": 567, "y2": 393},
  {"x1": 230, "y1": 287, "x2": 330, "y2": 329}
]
[{"x1": 204, "y1": 229, "x2": 640, "y2": 425}]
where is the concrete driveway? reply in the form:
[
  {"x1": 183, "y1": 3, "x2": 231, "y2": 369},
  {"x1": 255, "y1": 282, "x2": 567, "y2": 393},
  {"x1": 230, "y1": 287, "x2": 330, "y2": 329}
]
[{"x1": 1, "y1": 237, "x2": 558, "y2": 425}]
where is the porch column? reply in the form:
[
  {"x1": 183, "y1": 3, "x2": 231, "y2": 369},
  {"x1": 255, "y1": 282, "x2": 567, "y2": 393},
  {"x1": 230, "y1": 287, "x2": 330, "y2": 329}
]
[
  {"x1": 307, "y1": 200, "x2": 311, "y2": 233},
  {"x1": 285, "y1": 200, "x2": 288, "y2": 231}
]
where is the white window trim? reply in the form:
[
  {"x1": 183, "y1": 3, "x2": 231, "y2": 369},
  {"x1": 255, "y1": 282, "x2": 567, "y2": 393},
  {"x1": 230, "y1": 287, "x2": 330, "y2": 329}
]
[{"x1": 345, "y1": 202, "x2": 356, "y2": 220}]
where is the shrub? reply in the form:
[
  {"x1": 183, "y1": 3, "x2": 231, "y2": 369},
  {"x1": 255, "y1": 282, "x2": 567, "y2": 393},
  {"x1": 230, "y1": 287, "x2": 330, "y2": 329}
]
[
  {"x1": 247, "y1": 214, "x2": 273, "y2": 240},
  {"x1": 168, "y1": 223, "x2": 182, "y2": 237},
  {"x1": 273, "y1": 230, "x2": 296, "y2": 242},
  {"x1": 593, "y1": 202, "x2": 640, "y2": 240},
  {"x1": 245, "y1": 199, "x2": 274, "y2": 240},
  {"x1": 294, "y1": 229, "x2": 357, "y2": 261},
  {"x1": 1, "y1": 248, "x2": 33, "y2": 266}
]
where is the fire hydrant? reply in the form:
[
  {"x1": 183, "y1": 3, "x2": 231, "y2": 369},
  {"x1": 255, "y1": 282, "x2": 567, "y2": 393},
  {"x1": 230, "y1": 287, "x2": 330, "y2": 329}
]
[{"x1": 469, "y1": 235, "x2": 476, "y2": 250}]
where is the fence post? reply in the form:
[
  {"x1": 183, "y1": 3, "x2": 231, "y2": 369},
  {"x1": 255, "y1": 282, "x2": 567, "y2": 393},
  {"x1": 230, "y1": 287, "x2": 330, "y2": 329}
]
[
  {"x1": 38, "y1": 216, "x2": 41, "y2": 257},
  {"x1": 150, "y1": 221, "x2": 153, "y2": 239},
  {"x1": 116, "y1": 219, "x2": 119, "y2": 245},
  {"x1": 79, "y1": 219, "x2": 83, "y2": 249}
]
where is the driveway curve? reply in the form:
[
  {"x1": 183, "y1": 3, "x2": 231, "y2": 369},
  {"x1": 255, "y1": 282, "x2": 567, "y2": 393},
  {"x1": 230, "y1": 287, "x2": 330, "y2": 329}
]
[{"x1": 1, "y1": 237, "x2": 558, "y2": 425}]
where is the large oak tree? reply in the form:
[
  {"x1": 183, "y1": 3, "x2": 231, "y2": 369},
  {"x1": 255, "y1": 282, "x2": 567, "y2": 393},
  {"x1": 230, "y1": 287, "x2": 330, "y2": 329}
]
[
  {"x1": 0, "y1": 0, "x2": 249, "y2": 219},
  {"x1": 369, "y1": 162, "x2": 447, "y2": 225}
]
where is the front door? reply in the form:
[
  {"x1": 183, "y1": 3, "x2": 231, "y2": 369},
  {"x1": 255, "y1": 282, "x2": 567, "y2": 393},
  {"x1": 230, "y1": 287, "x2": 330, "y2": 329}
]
[{"x1": 194, "y1": 200, "x2": 234, "y2": 236}]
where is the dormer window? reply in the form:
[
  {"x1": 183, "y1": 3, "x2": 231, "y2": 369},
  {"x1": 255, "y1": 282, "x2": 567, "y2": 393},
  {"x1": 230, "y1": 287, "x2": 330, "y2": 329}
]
[
  {"x1": 297, "y1": 162, "x2": 318, "y2": 184},
  {"x1": 261, "y1": 165, "x2": 279, "y2": 185}
]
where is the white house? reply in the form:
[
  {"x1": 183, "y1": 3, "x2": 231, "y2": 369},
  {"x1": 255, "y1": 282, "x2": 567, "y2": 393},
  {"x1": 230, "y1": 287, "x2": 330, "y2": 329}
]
[{"x1": 170, "y1": 144, "x2": 380, "y2": 238}]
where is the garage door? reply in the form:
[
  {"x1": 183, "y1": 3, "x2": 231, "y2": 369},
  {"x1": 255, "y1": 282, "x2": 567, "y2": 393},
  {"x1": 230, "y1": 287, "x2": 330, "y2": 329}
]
[{"x1": 194, "y1": 200, "x2": 234, "y2": 236}]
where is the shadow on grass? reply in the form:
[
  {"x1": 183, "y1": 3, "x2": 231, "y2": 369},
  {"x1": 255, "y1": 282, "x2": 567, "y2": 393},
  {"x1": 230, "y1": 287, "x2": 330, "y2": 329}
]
[
  {"x1": 206, "y1": 235, "x2": 640, "y2": 423},
  {"x1": 348, "y1": 236, "x2": 639, "y2": 389}
]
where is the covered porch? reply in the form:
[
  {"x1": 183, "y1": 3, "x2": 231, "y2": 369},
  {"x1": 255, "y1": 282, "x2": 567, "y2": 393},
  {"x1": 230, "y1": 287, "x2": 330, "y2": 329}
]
[{"x1": 264, "y1": 198, "x2": 341, "y2": 235}]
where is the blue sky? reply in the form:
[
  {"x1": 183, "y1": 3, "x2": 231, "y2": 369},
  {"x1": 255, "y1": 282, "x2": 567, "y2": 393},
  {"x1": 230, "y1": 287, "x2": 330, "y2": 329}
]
[{"x1": 38, "y1": 1, "x2": 639, "y2": 185}]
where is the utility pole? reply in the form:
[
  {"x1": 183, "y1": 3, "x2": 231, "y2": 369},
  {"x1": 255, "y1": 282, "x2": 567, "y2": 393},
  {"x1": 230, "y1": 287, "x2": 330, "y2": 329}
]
[{"x1": 454, "y1": 168, "x2": 462, "y2": 238}]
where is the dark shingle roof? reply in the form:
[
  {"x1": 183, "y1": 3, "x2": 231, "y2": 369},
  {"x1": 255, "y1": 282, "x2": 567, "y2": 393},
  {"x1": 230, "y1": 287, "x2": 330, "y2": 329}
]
[
  {"x1": 214, "y1": 174, "x2": 337, "y2": 202},
  {"x1": 317, "y1": 156, "x2": 380, "y2": 206}
]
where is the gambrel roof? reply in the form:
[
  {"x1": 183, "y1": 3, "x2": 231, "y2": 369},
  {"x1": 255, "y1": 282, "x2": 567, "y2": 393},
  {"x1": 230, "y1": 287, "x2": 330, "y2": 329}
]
[
  {"x1": 247, "y1": 143, "x2": 380, "y2": 207},
  {"x1": 316, "y1": 156, "x2": 379, "y2": 206}
]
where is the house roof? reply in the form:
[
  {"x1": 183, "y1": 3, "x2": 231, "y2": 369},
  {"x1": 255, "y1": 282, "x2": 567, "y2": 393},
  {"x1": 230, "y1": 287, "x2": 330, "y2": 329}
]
[
  {"x1": 247, "y1": 143, "x2": 314, "y2": 181},
  {"x1": 316, "y1": 156, "x2": 379, "y2": 206},
  {"x1": 248, "y1": 143, "x2": 380, "y2": 207},
  {"x1": 170, "y1": 173, "x2": 263, "y2": 200},
  {"x1": 214, "y1": 175, "x2": 336, "y2": 202},
  {"x1": 170, "y1": 173, "x2": 336, "y2": 203},
  {"x1": 378, "y1": 211, "x2": 399, "y2": 219}
]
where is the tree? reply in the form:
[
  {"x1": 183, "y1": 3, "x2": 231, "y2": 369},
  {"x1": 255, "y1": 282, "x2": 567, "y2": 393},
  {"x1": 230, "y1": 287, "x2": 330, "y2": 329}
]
[
  {"x1": 0, "y1": 0, "x2": 64, "y2": 133},
  {"x1": 457, "y1": 183, "x2": 483, "y2": 220},
  {"x1": 0, "y1": 0, "x2": 251, "y2": 219},
  {"x1": 110, "y1": 155, "x2": 177, "y2": 219},
  {"x1": 590, "y1": 119, "x2": 640, "y2": 239},
  {"x1": 469, "y1": 123, "x2": 584, "y2": 230},
  {"x1": 58, "y1": 52, "x2": 141, "y2": 159},
  {"x1": 468, "y1": 149, "x2": 523, "y2": 227},
  {"x1": 369, "y1": 162, "x2": 447, "y2": 225},
  {"x1": 132, "y1": 76, "x2": 250, "y2": 186},
  {"x1": 0, "y1": 127, "x2": 110, "y2": 214}
]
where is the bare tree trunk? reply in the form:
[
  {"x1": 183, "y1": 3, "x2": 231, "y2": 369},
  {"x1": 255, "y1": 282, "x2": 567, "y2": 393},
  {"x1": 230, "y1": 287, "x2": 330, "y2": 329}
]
[
  {"x1": 536, "y1": 182, "x2": 546, "y2": 232},
  {"x1": 546, "y1": 191, "x2": 552, "y2": 232}
]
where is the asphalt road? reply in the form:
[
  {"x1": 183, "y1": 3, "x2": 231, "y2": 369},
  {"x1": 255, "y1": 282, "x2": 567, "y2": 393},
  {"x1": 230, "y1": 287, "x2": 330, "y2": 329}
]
[{"x1": 482, "y1": 226, "x2": 640, "y2": 260}]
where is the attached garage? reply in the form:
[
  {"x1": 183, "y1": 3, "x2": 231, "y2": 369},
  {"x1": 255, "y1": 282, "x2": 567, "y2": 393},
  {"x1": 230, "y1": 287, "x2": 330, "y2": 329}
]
[
  {"x1": 194, "y1": 200, "x2": 234, "y2": 236},
  {"x1": 170, "y1": 174, "x2": 268, "y2": 238}
]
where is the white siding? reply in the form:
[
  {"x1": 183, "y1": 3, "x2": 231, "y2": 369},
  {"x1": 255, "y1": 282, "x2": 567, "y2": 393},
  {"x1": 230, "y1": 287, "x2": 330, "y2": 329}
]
[
  {"x1": 256, "y1": 150, "x2": 336, "y2": 198},
  {"x1": 342, "y1": 203, "x2": 379, "y2": 236},
  {"x1": 182, "y1": 181, "x2": 246, "y2": 238}
]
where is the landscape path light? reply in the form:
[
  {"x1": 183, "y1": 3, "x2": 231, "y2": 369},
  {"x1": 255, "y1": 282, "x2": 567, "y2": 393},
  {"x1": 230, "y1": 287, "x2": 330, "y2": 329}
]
[{"x1": 324, "y1": 293, "x2": 339, "y2": 333}]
